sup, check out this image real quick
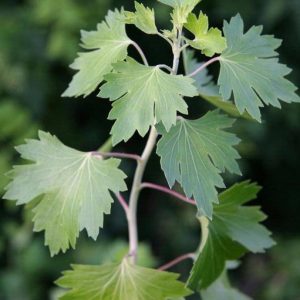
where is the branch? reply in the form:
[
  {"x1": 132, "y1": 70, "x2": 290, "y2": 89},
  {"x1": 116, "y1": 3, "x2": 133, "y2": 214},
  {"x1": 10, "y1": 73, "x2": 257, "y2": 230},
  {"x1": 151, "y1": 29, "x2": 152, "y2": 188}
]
[
  {"x1": 140, "y1": 182, "x2": 196, "y2": 206},
  {"x1": 131, "y1": 41, "x2": 149, "y2": 66},
  {"x1": 92, "y1": 151, "x2": 141, "y2": 162},
  {"x1": 158, "y1": 253, "x2": 195, "y2": 271},
  {"x1": 187, "y1": 56, "x2": 220, "y2": 77}
]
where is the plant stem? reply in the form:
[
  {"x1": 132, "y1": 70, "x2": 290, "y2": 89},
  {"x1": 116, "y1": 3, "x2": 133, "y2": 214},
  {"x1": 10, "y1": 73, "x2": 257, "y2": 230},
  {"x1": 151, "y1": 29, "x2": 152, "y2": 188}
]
[
  {"x1": 140, "y1": 182, "x2": 196, "y2": 206},
  {"x1": 187, "y1": 56, "x2": 220, "y2": 77},
  {"x1": 157, "y1": 32, "x2": 173, "y2": 48},
  {"x1": 156, "y1": 64, "x2": 173, "y2": 73},
  {"x1": 127, "y1": 127, "x2": 158, "y2": 263},
  {"x1": 158, "y1": 253, "x2": 195, "y2": 271},
  {"x1": 92, "y1": 151, "x2": 141, "y2": 162},
  {"x1": 171, "y1": 28, "x2": 182, "y2": 74},
  {"x1": 115, "y1": 193, "x2": 129, "y2": 214},
  {"x1": 131, "y1": 41, "x2": 149, "y2": 66}
]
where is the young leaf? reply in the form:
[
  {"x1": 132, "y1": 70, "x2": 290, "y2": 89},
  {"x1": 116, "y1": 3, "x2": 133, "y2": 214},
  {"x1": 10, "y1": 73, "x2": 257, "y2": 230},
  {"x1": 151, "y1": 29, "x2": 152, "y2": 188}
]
[
  {"x1": 62, "y1": 10, "x2": 132, "y2": 98},
  {"x1": 187, "y1": 181, "x2": 275, "y2": 290},
  {"x1": 184, "y1": 12, "x2": 227, "y2": 57},
  {"x1": 158, "y1": 0, "x2": 201, "y2": 27},
  {"x1": 99, "y1": 58, "x2": 198, "y2": 145},
  {"x1": 56, "y1": 259, "x2": 192, "y2": 299},
  {"x1": 183, "y1": 49, "x2": 253, "y2": 120},
  {"x1": 219, "y1": 14, "x2": 300, "y2": 121},
  {"x1": 156, "y1": 111, "x2": 241, "y2": 218},
  {"x1": 124, "y1": 2, "x2": 158, "y2": 34},
  {"x1": 4, "y1": 131, "x2": 127, "y2": 256}
]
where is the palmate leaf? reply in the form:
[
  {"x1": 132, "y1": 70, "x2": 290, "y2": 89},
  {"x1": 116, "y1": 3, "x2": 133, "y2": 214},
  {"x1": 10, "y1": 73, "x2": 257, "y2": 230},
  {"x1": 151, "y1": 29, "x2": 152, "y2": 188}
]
[
  {"x1": 3, "y1": 131, "x2": 127, "y2": 256},
  {"x1": 56, "y1": 259, "x2": 192, "y2": 300},
  {"x1": 62, "y1": 9, "x2": 132, "y2": 98},
  {"x1": 187, "y1": 181, "x2": 275, "y2": 290},
  {"x1": 156, "y1": 110, "x2": 241, "y2": 218},
  {"x1": 183, "y1": 49, "x2": 253, "y2": 120},
  {"x1": 219, "y1": 14, "x2": 300, "y2": 121},
  {"x1": 184, "y1": 12, "x2": 227, "y2": 57},
  {"x1": 99, "y1": 58, "x2": 198, "y2": 145},
  {"x1": 124, "y1": 2, "x2": 158, "y2": 34}
]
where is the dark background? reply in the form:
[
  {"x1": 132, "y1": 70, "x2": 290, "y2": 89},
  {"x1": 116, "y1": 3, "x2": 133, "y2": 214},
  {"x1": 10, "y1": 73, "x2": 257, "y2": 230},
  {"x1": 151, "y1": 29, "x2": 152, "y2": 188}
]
[{"x1": 0, "y1": 0, "x2": 299, "y2": 299}]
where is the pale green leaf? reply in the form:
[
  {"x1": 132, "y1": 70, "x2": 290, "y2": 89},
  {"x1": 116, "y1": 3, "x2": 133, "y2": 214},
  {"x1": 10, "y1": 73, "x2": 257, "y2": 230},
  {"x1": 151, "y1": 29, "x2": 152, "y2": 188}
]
[
  {"x1": 183, "y1": 49, "x2": 253, "y2": 120},
  {"x1": 62, "y1": 10, "x2": 132, "y2": 98},
  {"x1": 158, "y1": 0, "x2": 201, "y2": 27},
  {"x1": 201, "y1": 272, "x2": 251, "y2": 300},
  {"x1": 187, "y1": 181, "x2": 275, "y2": 290},
  {"x1": 124, "y1": 2, "x2": 158, "y2": 34},
  {"x1": 219, "y1": 14, "x2": 300, "y2": 121},
  {"x1": 99, "y1": 58, "x2": 198, "y2": 145},
  {"x1": 4, "y1": 131, "x2": 127, "y2": 256},
  {"x1": 184, "y1": 12, "x2": 227, "y2": 57},
  {"x1": 56, "y1": 259, "x2": 192, "y2": 300},
  {"x1": 156, "y1": 111, "x2": 241, "y2": 218}
]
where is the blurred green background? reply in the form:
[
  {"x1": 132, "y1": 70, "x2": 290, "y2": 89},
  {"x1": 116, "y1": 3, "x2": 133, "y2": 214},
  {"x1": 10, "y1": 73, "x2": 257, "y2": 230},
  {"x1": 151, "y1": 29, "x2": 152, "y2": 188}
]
[{"x1": 0, "y1": 0, "x2": 299, "y2": 299}]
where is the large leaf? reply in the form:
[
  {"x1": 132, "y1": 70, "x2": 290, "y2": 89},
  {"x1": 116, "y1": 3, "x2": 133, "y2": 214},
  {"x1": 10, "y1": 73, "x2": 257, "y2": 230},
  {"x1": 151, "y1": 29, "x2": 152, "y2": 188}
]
[
  {"x1": 99, "y1": 58, "x2": 198, "y2": 145},
  {"x1": 218, "y1": 14, "x2": 300, "y2": 121},
  {"x1": 183, "y1": 50, "x2": 253, "y2": 120},
  {"x1": 56, "y1": 259, "x2": 192, "y2": 300},
  {"x1": 184, "y1": 12, "x2": 227, "y2": 57},
  {"x1": 62, "y1": 10, "x2": 132, "y2": 97},
  {"x1": 124, "y1": 2, "x2": 158, "y2": 34},
  {"x1": 4, "y1": 131, "x2": 127, "y2": 256},
  {"x1": 187, "y1": 181, "x2": 275, "y2": 290},
  {"x1": 156, "y1": 110, "x2": 241, "y2": 218},
  {"x1": 201, "y1": 272, "x2": 251, "y2": 300}
]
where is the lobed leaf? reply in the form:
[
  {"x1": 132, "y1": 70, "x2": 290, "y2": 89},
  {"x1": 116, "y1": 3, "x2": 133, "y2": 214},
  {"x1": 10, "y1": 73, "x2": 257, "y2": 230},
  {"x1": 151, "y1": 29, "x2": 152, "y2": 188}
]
[
  {"x1": 62, "y1": 9, "x2": 132, "y2": 98},
  {"x1": 187, "y1": 181, "x2": 275, "y2": 290},
  {"x1": 124, "y1": 2, "x2": 158, "y2": 34},
  {"x1": 99, "y1": 58, "x2": 198, "y2": 145},
  {"x1": 218, "y1": 14, "x2": 300, "y2": 121},
  {"x1": 4, "y1": 131, "x2": 127, "y2": 255},
  {"x1": 184, "y1": 12, "x2": 227, "y2": 57},
  {"x1": 157, "y1": 110, "x2": 241, "y2": 218},
  {"x1": 56, "y1": 259, "x2": 192, "y2": 299}
]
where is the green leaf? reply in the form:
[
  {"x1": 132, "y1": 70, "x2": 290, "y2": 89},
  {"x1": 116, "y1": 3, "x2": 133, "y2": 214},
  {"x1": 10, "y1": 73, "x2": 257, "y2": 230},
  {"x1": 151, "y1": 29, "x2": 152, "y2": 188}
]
[
  {"x1": 4, "y1": 131, "x2": 127, "y2": 256},
  {"x1": 184, "y1": 12, "x2": 227, "y2": 57},
  {"x1": 62, "y1": 9, "x2": 132, "y2": 98},
  {"x1": 183, "y1": 50, "x2": 253, "y2": 120},
  {"x1": 187, "y1": 181, "x2": 275, "y2": 289},
  {"x1": 99, "y1": 58, "x2": 198, "y2": 145},
  {"x1": 201, "y1": 272, "x2": 251, "y2": 300},
  {"x1": 56, "y1": 259, "x2": 192, "y2": 300},
  {"x1": 156, "y1": 111, "x2": 241, "y2": 218},
  {"x1": 219, "y1": 14, "x2": 300, "y2": 121},
  {"x1": 124, "y1": 2, "x2": 158, "y2": 34},
  {"x1": 158, "y1": 0, "x2": 201, "y2": 27}
]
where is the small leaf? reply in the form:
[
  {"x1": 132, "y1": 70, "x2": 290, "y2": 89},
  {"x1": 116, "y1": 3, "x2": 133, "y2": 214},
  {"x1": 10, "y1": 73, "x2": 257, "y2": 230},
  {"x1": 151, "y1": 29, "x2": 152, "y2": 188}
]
[
  {"x1": 124, "y1": 2, "x2": 158, "y2": 34},
  {"x1": 187, "y1": 181, "x2": 275, "y2": 289},
  {"x1": 158, "y1": 0, "x2": 201, "y2": 27},
  {"x1": 219, "y1": 14, "x2": 300, "y2": 121},
  {"x1": 157, "y1": 111, "x2": 241, "y2": 218},
  {"x1": 99, "y1": 58, "x2": 198, "y2": 145},
  {"x1": 4, "y1": 131, "x2": 127, "y2": 255},
  {"x1": 56, "y1": 259, "x2": 192, "y2": 300},
  {"x1": 62, "y1": 10, "x2": 132, "y2": 98},
  {"x1": 184, "y1": 12, "x2": 227, "y2": 57}
]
